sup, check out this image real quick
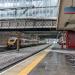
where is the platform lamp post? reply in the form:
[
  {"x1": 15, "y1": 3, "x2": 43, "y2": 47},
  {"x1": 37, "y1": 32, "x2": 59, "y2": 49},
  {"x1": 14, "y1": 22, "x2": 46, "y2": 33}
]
[{"x1": 16, "y1": 32, "x2": 20, "y2": 52}]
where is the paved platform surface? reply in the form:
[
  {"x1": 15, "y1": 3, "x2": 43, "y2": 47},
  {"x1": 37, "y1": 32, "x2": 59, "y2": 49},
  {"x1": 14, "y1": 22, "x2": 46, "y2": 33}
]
[
  {"x1": 29, "y1": 52, "x2": 75, "y2": 75},
  {"x1": 0, "y1": 44, "x2": 50, "y2": 71},
  {"x1": 0, "y1": 46, "x2": 50, "y2": 75},
  {"x1": 1, "y1": 43, "x2": 75, "y2": 75}
]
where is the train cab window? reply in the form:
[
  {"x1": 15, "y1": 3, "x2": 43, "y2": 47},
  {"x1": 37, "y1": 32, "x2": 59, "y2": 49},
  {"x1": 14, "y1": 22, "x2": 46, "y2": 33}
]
[{"x1": 9, "y1": 39, "x2": 15, "y2": 42}]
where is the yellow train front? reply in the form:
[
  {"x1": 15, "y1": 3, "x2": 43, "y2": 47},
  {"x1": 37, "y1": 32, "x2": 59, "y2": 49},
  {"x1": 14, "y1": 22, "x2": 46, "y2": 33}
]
[
  {"x1": 7, "y1": 37, "x2": 38, "y2": 49},
  {"x1": 7, "y1": 37, "x2": 46, "y2": 49},
  {"x1": 7, "y1": 37, "x2": 19, "y2": 49}
]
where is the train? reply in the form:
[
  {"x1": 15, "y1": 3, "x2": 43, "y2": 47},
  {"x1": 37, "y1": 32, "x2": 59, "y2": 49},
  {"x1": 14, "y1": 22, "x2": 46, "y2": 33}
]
[{"x1": 7, "y1": 37, "x2": 46, "y2": 49}]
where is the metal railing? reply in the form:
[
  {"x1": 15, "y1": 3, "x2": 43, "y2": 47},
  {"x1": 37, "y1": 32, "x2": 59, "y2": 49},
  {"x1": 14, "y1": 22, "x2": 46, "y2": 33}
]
[{"x1": 0, "y1": 19, "x2": 57, "y2": 29}]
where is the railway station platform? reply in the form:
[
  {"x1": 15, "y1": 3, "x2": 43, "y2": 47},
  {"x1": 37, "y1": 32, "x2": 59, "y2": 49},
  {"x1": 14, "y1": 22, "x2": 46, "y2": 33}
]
[
  {"x1": 0, "y1": 43, "x2": 75, "y2": 75},
  {"x1": 29, "y1": 52, "x2": 75, "y2": 75},
  {"x1": 0, "y1": 44, "x2": 50, "y2": 72},
  {"x1": 0, "y1": 44, "x2": 50, "y2": 75}
]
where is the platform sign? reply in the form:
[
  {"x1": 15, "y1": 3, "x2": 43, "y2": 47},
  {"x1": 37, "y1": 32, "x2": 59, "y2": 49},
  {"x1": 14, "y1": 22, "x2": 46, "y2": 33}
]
[{"x1": 64, "y1": 7, "x2": 75, "y2": 14}]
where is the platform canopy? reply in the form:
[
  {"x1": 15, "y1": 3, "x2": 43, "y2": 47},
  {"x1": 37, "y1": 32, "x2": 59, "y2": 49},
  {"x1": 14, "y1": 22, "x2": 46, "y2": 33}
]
[
  {"x1": 0, "y1": 0, "x2": 59, "y2": 20},
  {"x1": 57, "y1": 0, "x2": 75, "y2": 30}
]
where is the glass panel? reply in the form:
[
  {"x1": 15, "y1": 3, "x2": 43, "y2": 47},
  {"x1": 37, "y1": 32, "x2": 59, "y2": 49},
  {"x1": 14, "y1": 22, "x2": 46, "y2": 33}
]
[{"x1": 0, "y1": 0, "x2": 59, "y2": 19}]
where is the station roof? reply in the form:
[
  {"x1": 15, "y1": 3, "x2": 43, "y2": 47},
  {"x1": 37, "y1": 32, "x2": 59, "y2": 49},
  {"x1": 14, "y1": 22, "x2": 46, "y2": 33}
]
[{"x1": 0, "y1": 0, "x2": 59, "y2": 20}]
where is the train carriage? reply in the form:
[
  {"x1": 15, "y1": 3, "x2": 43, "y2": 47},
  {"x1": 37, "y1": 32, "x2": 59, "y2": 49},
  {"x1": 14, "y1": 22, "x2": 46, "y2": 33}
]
[{"x1": 7, "y1": 37, "x2": 42, "y2": 49}]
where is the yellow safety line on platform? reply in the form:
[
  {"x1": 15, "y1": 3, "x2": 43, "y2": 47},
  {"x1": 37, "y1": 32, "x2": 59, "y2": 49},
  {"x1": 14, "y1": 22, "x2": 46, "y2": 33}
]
[{"x1": 18, "y1": 50, "x2": 48, "y2": 75}]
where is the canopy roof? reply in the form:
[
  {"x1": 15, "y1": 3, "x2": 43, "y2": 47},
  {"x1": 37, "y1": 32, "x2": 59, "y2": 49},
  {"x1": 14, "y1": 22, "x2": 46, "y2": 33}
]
[{"x1": 0, "y1": 0, "x2": 59, "y2": 19}]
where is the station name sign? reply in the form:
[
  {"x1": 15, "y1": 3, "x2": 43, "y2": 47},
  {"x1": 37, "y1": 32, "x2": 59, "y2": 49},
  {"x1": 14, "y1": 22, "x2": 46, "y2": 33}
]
[{"x1": 64, "y1": 7, "x2": 75, "y2": 14}]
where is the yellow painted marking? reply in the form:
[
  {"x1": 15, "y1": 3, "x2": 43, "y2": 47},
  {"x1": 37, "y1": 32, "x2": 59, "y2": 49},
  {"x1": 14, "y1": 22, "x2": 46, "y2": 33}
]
[{"x1": 18, "y1": 50, "x2": 48, "y2": 75}]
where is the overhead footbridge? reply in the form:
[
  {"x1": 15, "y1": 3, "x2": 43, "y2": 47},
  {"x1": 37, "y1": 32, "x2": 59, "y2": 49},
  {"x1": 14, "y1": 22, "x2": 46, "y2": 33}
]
[{"x1": 0, "y1": 18, "x2": 57, "y2": 31}]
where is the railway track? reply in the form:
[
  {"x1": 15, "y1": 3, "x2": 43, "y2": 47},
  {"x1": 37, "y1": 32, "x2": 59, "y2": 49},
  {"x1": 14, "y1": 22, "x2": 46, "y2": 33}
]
[
  {"x1": 1, "y1": 43, "x2": 75, "y2": 73},
  {"x1": 0, "y1": 44, "x2": 50, "y2": 72},
  {"x1": 1, "y1": 46, "x2": 75, "y2": 75},
  {"x1": 0, "y1": 44, "x2": 46, "y2": 52}
]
